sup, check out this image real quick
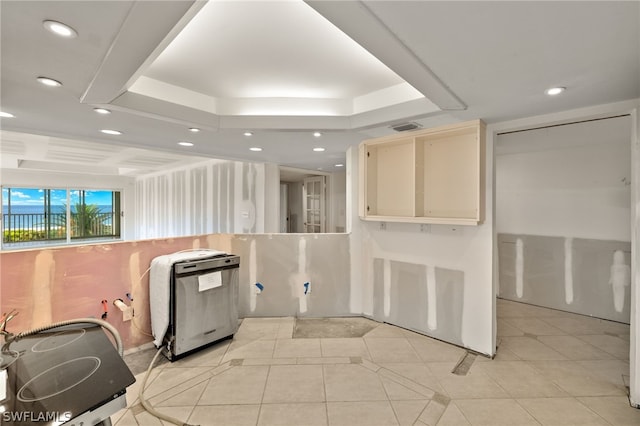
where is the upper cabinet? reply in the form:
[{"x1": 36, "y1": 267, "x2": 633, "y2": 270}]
[{"x1": 359, "y1": 119, "x2": 486, "y2": 225}]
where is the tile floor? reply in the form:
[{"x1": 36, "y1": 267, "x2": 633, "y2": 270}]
[{"x1": 113, "y1": 299, "x2": 639, "y2": 425}]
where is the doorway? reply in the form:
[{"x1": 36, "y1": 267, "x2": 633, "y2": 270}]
[
  {"x1": 279, "y1": 166, "x2": 341, "y2": 233},
  {"x1": 495, "y1": 115, "x2": 632, "y2": 322}
]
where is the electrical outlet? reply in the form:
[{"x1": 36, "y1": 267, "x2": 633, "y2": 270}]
[
  {"x1": 420, "y1": 224, "x2": 431, "y2": 233},
  {"x1": 123, "y1": 307, "x2": 133, "y2": 322}
]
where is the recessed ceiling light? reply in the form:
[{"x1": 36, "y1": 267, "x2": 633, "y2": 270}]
[
  {"x1": 545, "y1": 87, "x2": 566, "y2": 96},
  {"x1": 335, "y1": 164, "x2": 344, "y2": 167},
  {"x1": 100, "y1": 129, "x2": 122, "y2": 135},
  {"x1": 37, "y1": 77, "x2": 62, "y2": 87},
  {"x1": 313, "y1": 147, "x2": 325, "y2": 152},
  {"x1": 178, "y1": 141, "x2": 194, "y2": 147},
  {"x1": 244, "y1": 132, "x2": 253, "y2": 137},
  {"x1": 0, "y1": 111, "x2": 15, "y2": 118},
  {"x1": 249, "y1": 147, "x2": 262, "y2": 152},
  {"x1": 43, "y1": 20, "x2": 77, "y2": 38},
  {"x1": 189, "y1": 127, "x2": 200, "y2": 133},
  {"x1": 93, "y1": 108, "x2": 111, "y2": 114},
  {"x1": 313, "y1": 132, "x2": 322, "y2": 137}
]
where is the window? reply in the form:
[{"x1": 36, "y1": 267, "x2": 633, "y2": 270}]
[{"x1": 1, "y1": 187, "x2": 121, "y2": 247}]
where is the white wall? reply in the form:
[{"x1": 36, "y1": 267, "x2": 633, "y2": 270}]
[
  {"x1": 496, "y1": 116, "x2": 631, "y2": 241},
  {"x1": 135, "y1": 159, "x2": 267, "y2": 239},
  {"x1": 631, "y1": 107, "x2": 640, "y2": 407},
  {"x1": 330, "y1": 171, "x2": 347, "y2": 232},
  {"x1": 348, "y1": 132, "x2": 496, "y2": 355},
  {"x1": 347, "y1": 147, "x2": 363, "y2": 314},
  {"x1": 0, "y1": 169, "x2": 136, "y2": 239},
  {"x1": 264, "y1": 163, "x2": 280, "y2": 233},
  {"x1": 491, "y1": 99, "x2": 640, "y2": 407}
]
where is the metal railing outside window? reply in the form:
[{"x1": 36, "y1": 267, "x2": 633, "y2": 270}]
[{"x1": 1, "y1": 188, "x2": 121, "y2": 247}]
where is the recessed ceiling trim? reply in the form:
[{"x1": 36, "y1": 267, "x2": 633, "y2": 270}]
[
  {"x1": 305, "y1": 0, "x2": 467, "y2": 111},
  {"x1": 131, "y1": 77, "x2": 427, "y2": 117},
  {"x1": 109, "y1": 91, "x2": 220, "y2": 131},
  {"x1": 349, "y1": 97, "x2": 443, "y2": 131},
  {"x1": 353, "y1": 82, "x2": 425, "y2": 114},
  {"x1": 218, "y1": 114, "x2": 351, "y2": 131},
  {"x1": 80, "y1": 1, "x2": 202, "y2": 104},
  {"x1": 129, "y1": 76, "x2": 219, "y2": 114},
  {"x1": 111, "y1": 88, "x2": 440, "y2": 132},
  {"x1": 18, "y1": 159, "x2": 118, "y2": 175}
]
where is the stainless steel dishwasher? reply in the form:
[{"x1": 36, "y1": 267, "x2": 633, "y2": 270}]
[{"x1": 163, "y1": 253, "x2": 240, "y2": 361}]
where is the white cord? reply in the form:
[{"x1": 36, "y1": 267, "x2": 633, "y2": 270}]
[{"x1": 138, "y1": 347, "x2": 199, "y2": 426}]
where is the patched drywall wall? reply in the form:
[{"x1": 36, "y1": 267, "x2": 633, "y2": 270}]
[
  {"x1": 499, "y1": 234, "x2": 631, "y2": 323},
  {"x1": 0, "y1": 232, "x2": 351, "y2": 350},
  {"x1": 360, "y1": 222, "x2": 492, "y2": 354},
  {"x1": 347, "y1": 126, "x2": 495, "y2": 356},
  {"x1": 135, "y1": 160, "x2": 268, "y2": 238},
  {"x1": 372, "y1": 259, "x2": 465, "y2": 346},
  {"x1": 232, "y1": 233, "x2": 351, "y2": 318},
  {"x1": 0, "y1": 235, "x2": 225, "y2": 349},
  {"x1": 496, "y1": 115, "x2": 632, "y2": 322}
]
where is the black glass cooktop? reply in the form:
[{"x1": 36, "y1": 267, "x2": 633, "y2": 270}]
[{"x1": 1, "y1": 323, "x2": 135, "y2": 425}]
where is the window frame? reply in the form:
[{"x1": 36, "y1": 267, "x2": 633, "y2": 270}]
[{"x1": 1, "y1": 186, "x2": 123, "y2": 250}]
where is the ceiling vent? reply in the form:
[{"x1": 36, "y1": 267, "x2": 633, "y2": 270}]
[{"x1": 390, "y1": 122, "x2": 422, "y2": 132}]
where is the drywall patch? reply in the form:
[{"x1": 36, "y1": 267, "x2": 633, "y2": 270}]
[
  {"x1": 296, "y1": 238, "x2": 309, "y2": 314},
  {"x1": 32, "y1": 250, "x2": 54, "y2": 327},
  {"x1": 372, "y1": 258, "x2": 385, "y2": 319},
  {"x1": 383, "y1": 259, "x2": 391, "y2": 318},
  {"x1": 249, "y1": 239, "x2": 257, "y2": 312},
  {"x1": 498, "y1": 234, "x2": 565, "y2": 307},
  {"x1": 515, "y1": 238, "x2": 524, "y2": 298},
  {"x1": 610, "y1": 249, "x2": 631, "y2": 313},
  {"x1": 499, "y1": 233, "x2": 631, "y2": 323},
  {"x1": 434, "y1": 267, "x2": 465, "y2": 346},
  {"x1": 426, "y1": 266, "x2": 437, "y2": 331},
  {"x1": 564, "y1": 237, "x2": 574, "y2": 305},
  {"x1": 572, "y1": 238, "x2": 631, "y2": 322},
  {"x1": 385, "y1": 260, "x2": 429, "y2": 333},
  {"x1": 128, "y1": 252, "x2": 143, "y2": 340}
]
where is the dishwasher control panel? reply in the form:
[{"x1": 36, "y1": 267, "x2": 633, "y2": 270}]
[{"x1": 174, "y1": 255, "x2": 240, "y2": 274}]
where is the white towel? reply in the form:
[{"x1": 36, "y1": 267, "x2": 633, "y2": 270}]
[{"x1": 149, "y1": 249, "x2": 226, "y2": 347}]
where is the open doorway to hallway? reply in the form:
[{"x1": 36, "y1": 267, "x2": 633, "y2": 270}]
[{"x1": 279, "y1": 166, "x2": 346, "y2": 233}]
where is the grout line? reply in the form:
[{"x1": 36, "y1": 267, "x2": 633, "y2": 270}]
[
  {"x1": 378, "y1": 368, "x2": 437, "y2": 399},
  {"x1": 255, "y1": 364, "x2": 272, "y2": 426},
  {"x1": 189, "y1": 376, "x2": 211, "y2": 416},
  {"x1": 321, "y1": 361, "x2": 329, "y2": 425}
]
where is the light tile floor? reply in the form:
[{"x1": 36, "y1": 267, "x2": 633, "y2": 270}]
[{"x1": 113, "y1": 299, "x2": 639, "y2": 425}]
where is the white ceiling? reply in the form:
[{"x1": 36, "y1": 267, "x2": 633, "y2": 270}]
[
  {"x1": 1, "y1": 1, "x2": 638, "y2": 177},
  {"x1": 138, "y1": 0, "x2": 410, "y2": 102}
]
